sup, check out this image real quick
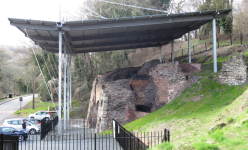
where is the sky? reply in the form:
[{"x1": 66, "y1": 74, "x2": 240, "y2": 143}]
[
  {"x1": 0, "y1": 0, "x2": 86, "y2": 46},
  {"x1": 0, "y1": 0, "x2": 242, "y2": 46}
]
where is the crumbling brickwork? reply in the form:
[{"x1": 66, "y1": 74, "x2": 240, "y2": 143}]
[
  {"x1": 218, "y1": 53, "x2": 247, "y2": 85},
  {"x1": 86, "y1": 60, "x2": 200, "y2": 132}
]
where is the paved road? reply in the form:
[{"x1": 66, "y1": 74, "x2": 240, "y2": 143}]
[{"x1": 0, "y1": 94, "x2": 38, "y2": 125}]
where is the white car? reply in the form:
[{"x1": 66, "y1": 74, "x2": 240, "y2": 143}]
[
  {"x1": 28, "y1": 111, "x2": 51, "y2": 121},
  {"x1": 2, "y1": 118, "x2": 40, "y2": 135}
]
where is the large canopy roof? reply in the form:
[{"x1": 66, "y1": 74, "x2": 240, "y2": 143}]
[{"x1": 9, "y1": 9, "x2": 231, "y2": 53}]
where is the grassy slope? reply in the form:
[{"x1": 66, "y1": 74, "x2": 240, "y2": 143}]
[
  {"x1": 122, "y1": 58, "x2": 248, "y2": 149},
  {"x1": 15, "y1": 97, "x2": 57, "y2": 116}
]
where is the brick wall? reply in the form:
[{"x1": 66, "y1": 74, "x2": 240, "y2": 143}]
[
  {"x1": 179, "y1": 63, "x2": 201, "y2": 73},
  {"x1": 86, "y1": 60, "x2": 199, "y2": 132}
]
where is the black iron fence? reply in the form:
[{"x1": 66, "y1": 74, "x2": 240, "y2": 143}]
[
  {"x1": 113, "y1": 119, "x2": 170, "y2": 150},
  {"x1": 40, "y1": 116, "x2": 58, "y2": 140},
  {"x1": 16, "y1": 119, "x2": 170, "y2": 150},
  {"x1": 0, "y1": 134, "x2": 19, "y2": 150}
]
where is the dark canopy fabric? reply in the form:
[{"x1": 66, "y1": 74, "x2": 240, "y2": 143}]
[{"x1": 9, "y1": 9, "x2": 231, "y2": 53}]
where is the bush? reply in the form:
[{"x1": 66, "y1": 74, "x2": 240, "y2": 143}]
[
  {"x1": 192, "y1": 142, "x2": 219, "y2": 150},
  {"x1": 148, "y1": 142, "x2": 174, "y2": 150},
  {"x1": 227, "y1": 117, "x2": 235, "y2": 124},
  {"x1": 211, "y1": 130, "x2": 227, "y2": 142}
]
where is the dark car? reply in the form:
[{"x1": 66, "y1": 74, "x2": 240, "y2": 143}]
[{"x1": 0, "y1": 126, "x2": 28, "y2": 141}]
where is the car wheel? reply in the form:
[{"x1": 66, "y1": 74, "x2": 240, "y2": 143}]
[
  {"x1": 29, "y1": 129, "x2": 36, "y2": 135},
  {"x1": 19, "y1": 135, "x2": 24, "y2": 141}
]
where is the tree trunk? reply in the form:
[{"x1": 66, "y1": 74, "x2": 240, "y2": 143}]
[{"x1": 194, "y1": 30, "x2": 198, "y2": 39}]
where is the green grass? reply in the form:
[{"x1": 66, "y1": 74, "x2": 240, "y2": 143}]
[
  {"x1": 192, "y1": 142, "x2": 219, "y2": 150},
  {"x1": 108, "y1": 64, "x2": 248, "y2": 149},
  {"x1": 124, "y1": 74, "x2": 247, "y2": 132},
  {"x1": 14, "y1": 97, "x2": 57, "y2": 116},
  {"x1": 202, "y1": 56, "x2": 229, "y2": 65},
  {"x1": 226, "y1": 117, "x2": 235, "y2": 124},
  {"x1": 148, "y1": 142, "x2": 174, "y2": 150},
  {"x1": 197, "y1": 56, "x2": 205, "y2": 63}
]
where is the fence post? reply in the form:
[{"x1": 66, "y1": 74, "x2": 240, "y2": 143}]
[
  {"x1": 230, "y1": 35, "x2": 232, "y2": 45},
  {"x1": 168, "y1": 130, "x2": 170, "y2": 142},
  {"x1": 205, "y1": 42, "x2": 207, "y2": 51},
  {"x1": 0, "y1": 134, "x2": 3, "y2": 150},
  {"x1": 182, "y1": 49, "x2": 183, "y2": 59},
  {"x1": 193, "y1": 46, "x2": 195, "y2": 55},
  {"x1": 241, "y1": 32, "x2": 243, "y2": 45},
  {"x1": 163, "y1": 129, "x2": 167, "y2": 142},
  {"x1": 217, "y1": 38, "x2": 219, "y2": 48},
  {"x1": 94, "y1": 133, "x2": 96, "y2": 150}
]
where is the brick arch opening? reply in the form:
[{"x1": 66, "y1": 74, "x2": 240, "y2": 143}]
[{"x1": 135, "y1": 105, "x2": 151, "y2": 113}]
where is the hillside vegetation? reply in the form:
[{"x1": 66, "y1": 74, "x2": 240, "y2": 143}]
[{"x1": 122, "y1": 56, "x2": 248, "y2": 149}]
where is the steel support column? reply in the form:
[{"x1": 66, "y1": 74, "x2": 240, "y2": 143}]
[
  {"x1": 63, "y1": 43, "x2": 67, "y2": 129},
  {"x1": 212, "y1": 19, "x2": 217, "y2": 73},
  {"x1": 171, "y1": 40, "x2": 174, "y2": 62},
  {"x1": 159, "y1": 46, "x2": 162, "y2": 63},
  {"x1": 67, "y1": 51, "x2": 70, "y2": 120},
  {"x1": 69, "y1": 53, "x2": 72, "y2": 107},
  {"x1": 58, "y1": 31, "x2": 62, "y2": 135},
  {"x1": 188, "y1": 32, "x2": 191, "y2": 63}
]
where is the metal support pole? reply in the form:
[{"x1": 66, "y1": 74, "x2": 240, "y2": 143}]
[
  {"x1": 58, "y1": 31, "x2": 62, "y2": 135},
  {"x1": 63, "y1": 43, "x2": 67, "y2": 129},
  {"x1": 188, "y1": 32, "x2": 191, "y2": 63},
  {"x1": 33, "y1": 69, "x2": 35, "y2": 109},
  {"x1": 69, "y1": 53, "x2": 72, "y2": 107},
  {"x1": 67, "y1": 51, "x2": 70, "y2": 120},
  {"x1": 212, "y1": 19, "x2": 217, "y2": 73},
  {"x1": 159, "y1": 46, "x2": 162, "y2": 63},
  {"x1": 171, "y1": 40, "x2": 174, "y2": 62}
]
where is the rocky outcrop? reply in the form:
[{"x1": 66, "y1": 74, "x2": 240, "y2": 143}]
[
  {"x1": 218, "y1": 53, "x2": 247, "y2": 86},
  {"x1": 48, "y1": 78, "x2": 58, "y2": 102},
  {"x1": 86, "y1": 60, "x2": 200, "y2": 132}
]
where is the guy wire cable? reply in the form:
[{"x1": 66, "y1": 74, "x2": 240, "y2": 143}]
[
  {"x1": 51, "y1": 53, "x2": 59, "y2": 73},
  {"x1": 47, "y1": 52, "x2": 58, "y2": 79},
  {"x1": 98, "y1": 0, "x2": 169, "y2": 13},
  {"x1": 24, "y1": 29, "x2": 57, "y2": 111}
]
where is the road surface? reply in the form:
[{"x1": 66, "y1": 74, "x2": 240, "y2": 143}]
[{"x1": 0, "y1": 94, "x2": 38, "y2": 125}]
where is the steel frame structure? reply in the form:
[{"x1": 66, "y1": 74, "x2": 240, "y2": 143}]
[{"x1": 9, "y1": 9, "x2": 231, "y2": 134}]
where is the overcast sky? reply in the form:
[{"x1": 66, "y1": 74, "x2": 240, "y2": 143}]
[
  {"x1": 0, "y1": 0, "x2": 242, "y2": 46},
  {"x1": 0, "y1": 0, "x2": 85, "y2": 46}
]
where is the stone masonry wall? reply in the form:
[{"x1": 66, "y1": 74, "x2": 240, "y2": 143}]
[
  {"x1": 218, "y1": 53, "x2": 247, "y2": 86},
  {"x1": 86, "y1": 60, "x2": 200, "y2": 133}
]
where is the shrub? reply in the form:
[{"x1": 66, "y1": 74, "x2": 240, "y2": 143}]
[
  {"x1": 227, "y1": 117, "x2": 235, "y2": 124},
  {"x1": 192, "y1": 142, "x2": 219, "y2": 150}
]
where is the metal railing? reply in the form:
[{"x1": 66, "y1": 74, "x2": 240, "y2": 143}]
[
  {"x1": 0, "y1": 134, "x2": 19, "y2": 150},
  {"x1": 113, "y1": 119, "x2": 170, "y2": 150},
  {"x1": 40, "y1": 116, "x2": 58, "y2": 140}
]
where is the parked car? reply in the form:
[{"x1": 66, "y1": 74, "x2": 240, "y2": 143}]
[
  {"x1": 0, "y1": 126, "x2": 28, "y2": 141},
  {"x1": 28, "y1": 111, "x2": 51, "y2": 120},
  {"x1": 26, "y1": 119, "x2": 41, "y2": 127},
  {"x1": 2, "y1": 118, "x2": 40, "y2": 135}
]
